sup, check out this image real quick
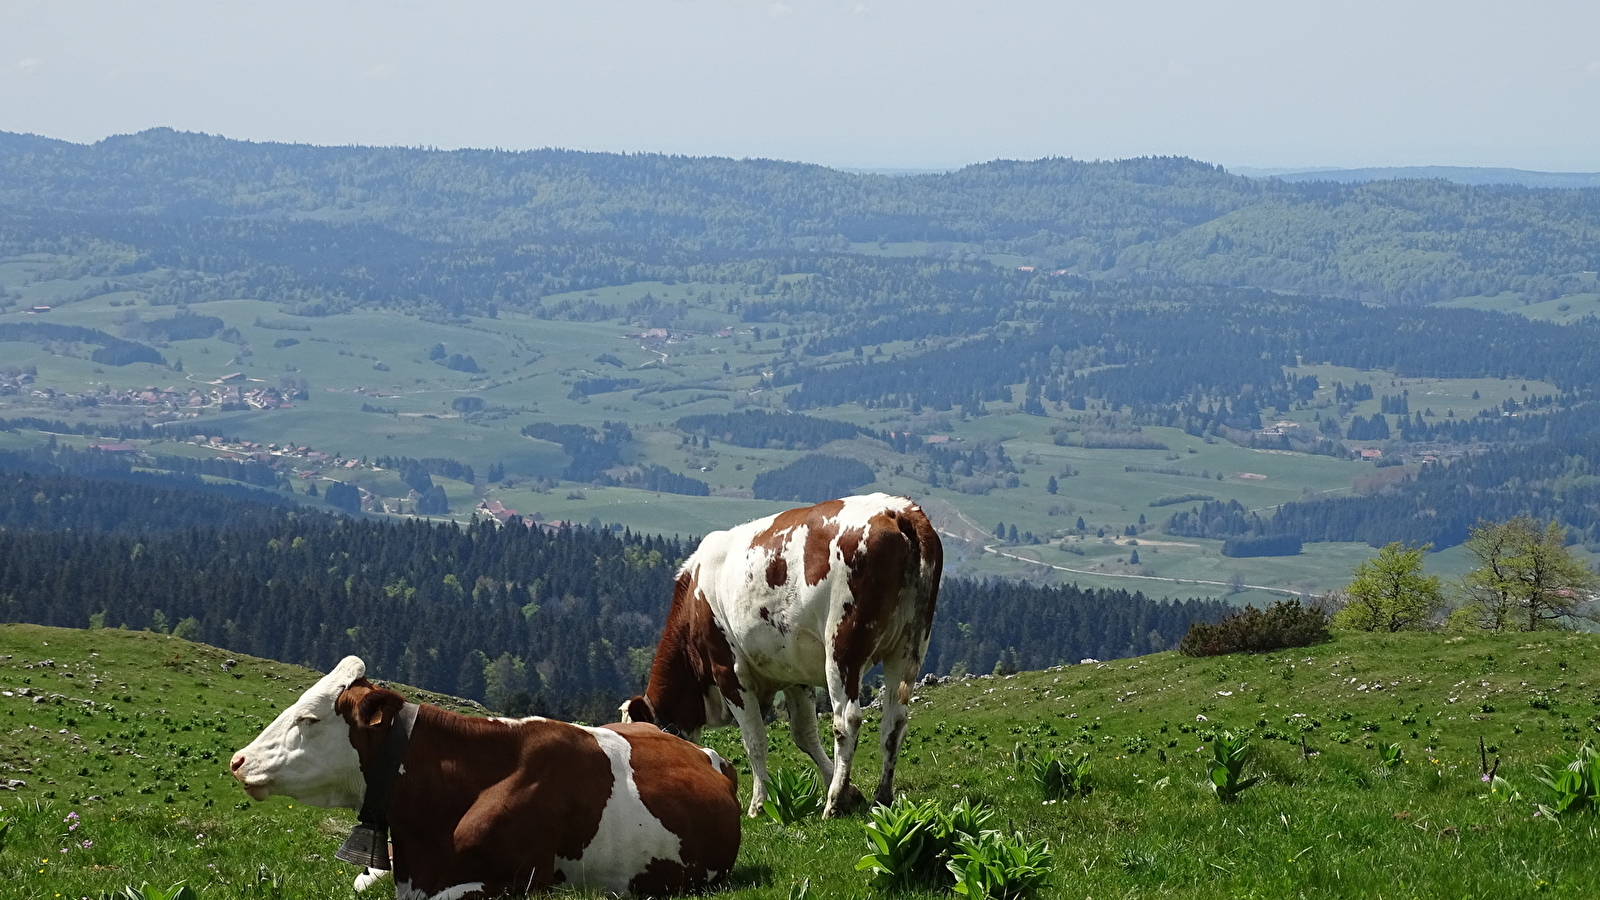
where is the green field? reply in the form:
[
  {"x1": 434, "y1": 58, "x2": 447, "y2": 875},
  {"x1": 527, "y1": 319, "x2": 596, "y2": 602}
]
[
  {"x1": 1439, "y1": 290, "x2": 1600, "y2": 324},
  {"x1": 5, "y1": 624, "x2": 1600, "y2": 898}
]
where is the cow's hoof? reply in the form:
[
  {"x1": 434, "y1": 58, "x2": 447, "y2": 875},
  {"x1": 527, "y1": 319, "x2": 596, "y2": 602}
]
[{"x1": 822, "y1": 783, "x2": 866, "y2": 818}]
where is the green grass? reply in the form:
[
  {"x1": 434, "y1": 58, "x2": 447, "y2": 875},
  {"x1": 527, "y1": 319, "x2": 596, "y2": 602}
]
[
  {"x1": 5, "y1": 624, "x2": 1600, "y2": 898},
  {"x1": 0, "y1": 624, "x2": 478, "y2": 899}
]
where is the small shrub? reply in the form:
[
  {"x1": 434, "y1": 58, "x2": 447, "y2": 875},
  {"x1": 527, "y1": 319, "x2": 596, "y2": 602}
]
[
  {"x1": 762, "y1": 768, "x2": 824, "y2": 825},
  {"x1": 1208, "y1": 730, "x2": 1262, "y2": 803},
  {"x1": 1032, "y1": 752, "x2": 1092, "y2": 801},
  {"x1": 948, "y1": 831, "x2": 1054, "y2": 900},
  {"x1": 1178, "y1": 600, "x2": 1331, "y2": 657}
]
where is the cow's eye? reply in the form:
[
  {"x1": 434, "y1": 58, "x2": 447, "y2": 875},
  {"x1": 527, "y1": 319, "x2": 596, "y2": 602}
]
[{"x1": 295, "y1": 714, "x2": 320, "y2": 725}]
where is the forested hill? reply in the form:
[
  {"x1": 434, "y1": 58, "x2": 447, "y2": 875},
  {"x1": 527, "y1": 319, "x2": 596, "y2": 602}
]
[
  {"x1": 4, "y1": 128, "x2": 1599, "y2": 304},
  {"x1": 0, "y1": 457, "x2": 1225, "y2": 720}
]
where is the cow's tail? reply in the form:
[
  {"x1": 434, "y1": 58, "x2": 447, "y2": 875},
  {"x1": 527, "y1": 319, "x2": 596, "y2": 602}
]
[
  {"x1": 895, "y1": 505, "x2": 943, "y2": 606},
  {"x1": 893, "y1": 504, "x2": 943, "y2": 688}
]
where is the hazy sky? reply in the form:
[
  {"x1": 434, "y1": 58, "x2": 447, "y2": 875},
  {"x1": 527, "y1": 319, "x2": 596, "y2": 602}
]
[{"x1": 3, "y1": 1, "x2": 1598, "y2": 171}]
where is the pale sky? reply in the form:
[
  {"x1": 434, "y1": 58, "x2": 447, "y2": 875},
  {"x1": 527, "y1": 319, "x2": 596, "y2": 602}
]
[{"x1": 3, "y1": 0, "x2": 1598, "y2": 171}]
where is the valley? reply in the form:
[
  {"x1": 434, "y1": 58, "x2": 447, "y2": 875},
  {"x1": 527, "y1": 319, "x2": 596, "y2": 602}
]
[{"x1": 2, "y1": 254, "x2": 1584, "y2": 603}]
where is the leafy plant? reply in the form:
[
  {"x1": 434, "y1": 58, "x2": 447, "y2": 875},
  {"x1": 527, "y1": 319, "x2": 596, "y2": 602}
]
[
  {"x1": 948, "y1": 831, "x2": 1054, "y2": 900},
  {"x1": 1535, "y1": 742, "x2": 1600, "y2": 817},
  {"x1": 858, "y1": 798, "x2": 1007, "y2": 892},
  {"x1": 1208, "y1": 730, "x2": 1261, "y2": 802},
  {"x1": 1377, "y1": 741, "x2": 1404, "y2": 772},
  {"x1": 1031, "y1": 752, "x2": 1092, "y2": 801},
  {"x1": 941, "y1": 797, "x2": 998, "y2": 846},
  {"x1": 108, "y1": 885, "x2": 197, "y2": 900},
  {"x1": 246, "y1": 864, "x2": 285, "y2": 899},
  {"x1": 857, "y1": 798, "x2": 941, "y2": 891},
  {"x1": 1483, "y1": 774, "x2": 1522, "y2": 804},
  {"x1": 762, "y1": 768, "x2": 824, "y2": 825}
]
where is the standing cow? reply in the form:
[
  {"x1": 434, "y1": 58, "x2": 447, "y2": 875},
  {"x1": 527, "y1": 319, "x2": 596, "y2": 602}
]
[
  {"x1": 231, "y1": 656, "x2": 741, "y2": 898},
  {"x1": 622, "y1": 493, "x2": 942, "y2": 818}
]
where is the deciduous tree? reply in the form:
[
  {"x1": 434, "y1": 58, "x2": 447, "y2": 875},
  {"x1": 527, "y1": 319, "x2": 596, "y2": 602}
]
[
  {"x1": 1453, "y1": 517, "x2": 1599, "y2": 632},
  {"x1": 1334, "y1": 542, "x2": 1444, "y2": 632}
]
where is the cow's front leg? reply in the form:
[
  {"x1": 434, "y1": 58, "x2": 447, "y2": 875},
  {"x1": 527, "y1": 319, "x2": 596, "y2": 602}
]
[
  {"x1": 785, "y1": 687, "x2": 834, "y2": 783},
  {"x1": 822, "y1": 665, "x2": 865, "y2": 819},
  {"x1": 725, "y1": 687, "x2": 773, "y2": 818},
  {"x1": 353, "y1": 867, "x2": 392, "y2": 892}
]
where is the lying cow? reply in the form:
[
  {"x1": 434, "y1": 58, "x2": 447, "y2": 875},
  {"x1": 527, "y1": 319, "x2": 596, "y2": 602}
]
[
  {"x1": 623, "y1": 493, "x2": 941, "y2": 818},
  {"x1": 231, "y1": 656, "x2": 741, "y2": 898}
]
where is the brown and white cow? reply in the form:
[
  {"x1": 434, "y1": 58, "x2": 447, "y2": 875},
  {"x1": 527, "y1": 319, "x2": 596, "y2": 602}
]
[
  {"x1": 622, "y1": 493, "x2": 941, "y2": 818},
  {"x1": 231, "y1": 656, "x2": 741, "y2": 899}
]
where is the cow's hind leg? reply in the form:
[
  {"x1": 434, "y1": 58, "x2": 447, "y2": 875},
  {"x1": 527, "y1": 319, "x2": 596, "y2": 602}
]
[
  {"x1": 821, "y1": 664, "x2": 866, "y2": 818},
  {"x1": 785, "y1": 686, "x2": 834, "y2": 782},
  {"x1": 727, "y1": 686, "x2": 775, "y2": 818},
  {"x1": 874, "y1": 653, "x2": 918, "y2": 808}
]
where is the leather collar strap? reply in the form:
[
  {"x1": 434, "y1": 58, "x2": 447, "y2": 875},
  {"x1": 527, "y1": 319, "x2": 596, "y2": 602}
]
[{"x1": 335, "y1": 701, "x2": 419, "y2": 870}]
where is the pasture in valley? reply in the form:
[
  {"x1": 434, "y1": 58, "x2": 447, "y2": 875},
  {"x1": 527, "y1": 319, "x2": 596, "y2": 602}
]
[
  {"x1": 1438, "y1": 289, "x2": 1600, "y2": 325},
  {"x1": 4, "y1": 623, "x2": 1599, "y2": 898},
  {"x1": 2, "y1": 256, "x2": 1578, "y2": 604}
]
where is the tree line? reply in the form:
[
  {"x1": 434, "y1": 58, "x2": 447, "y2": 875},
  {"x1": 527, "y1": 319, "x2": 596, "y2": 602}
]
[{"x1": 0, "y1": 459, "x2": 1230, "y2": 718}]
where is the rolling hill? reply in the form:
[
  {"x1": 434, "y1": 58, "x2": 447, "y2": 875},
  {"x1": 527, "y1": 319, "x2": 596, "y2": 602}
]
[
  {"x1": 4, "y1": 624, "x2": 1599, "y2": 898},
  {"x1": 4, "y1": 128, "x2": 1600, "y2": 305}
]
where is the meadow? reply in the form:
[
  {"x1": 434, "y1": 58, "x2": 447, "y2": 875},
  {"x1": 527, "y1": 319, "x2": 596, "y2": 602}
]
[
  {"x1": 4, "y1": 623, "x2": 1599, "y2": 899},
  {"x1": 1438, "y1": 290, "x2": 1600, "y2": 325}
]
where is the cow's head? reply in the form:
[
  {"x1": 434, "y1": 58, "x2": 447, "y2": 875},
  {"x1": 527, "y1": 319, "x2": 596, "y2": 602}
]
[
  {"x1": 618, "y1": 687, "x2": 731, "y2": 741},
  {"x1": 230, "y1": 655, "x2": 372, "y2": 809}
]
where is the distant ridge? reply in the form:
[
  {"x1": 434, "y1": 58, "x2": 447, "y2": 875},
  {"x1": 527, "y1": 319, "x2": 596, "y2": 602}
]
[
  {"x1": 838, "y1": 166, "x2": 955, "y2": 177},
  {"x1": 6, "y1": 127, "x2": 1600, "y2": 305},
  {"x1": 1234, "y1": 165, "x2": 1600, "y2": 189}
]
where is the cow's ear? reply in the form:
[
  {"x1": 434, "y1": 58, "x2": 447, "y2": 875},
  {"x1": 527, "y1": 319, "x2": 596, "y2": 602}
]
[
  {"x1": 356, "y1": 688, "x2": 406, "y2": 729},
  {"x1": 624, "y1": 696, "x2": 655, "y2": 724}
]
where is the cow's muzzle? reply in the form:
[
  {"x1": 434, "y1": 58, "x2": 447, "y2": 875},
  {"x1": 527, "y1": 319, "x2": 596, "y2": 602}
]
[{"x1": 229, "y1": 752, "x2": 271, "y2": 801}]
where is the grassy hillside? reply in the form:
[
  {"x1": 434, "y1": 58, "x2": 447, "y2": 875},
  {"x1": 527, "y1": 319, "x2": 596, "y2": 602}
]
[
  {"x1": 4, "y1": 624, "x2": 1599, "y2": 898},
  {"x1": 0, "y1": 624, "x2": 479, "y2": 898}
]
